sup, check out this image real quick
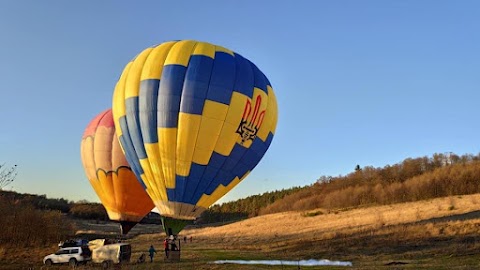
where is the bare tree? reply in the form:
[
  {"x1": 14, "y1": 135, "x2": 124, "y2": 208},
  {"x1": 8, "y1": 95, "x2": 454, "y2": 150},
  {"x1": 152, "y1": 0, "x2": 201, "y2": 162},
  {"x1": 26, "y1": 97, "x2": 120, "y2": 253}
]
[{"x1": 0, "y1": 163, "x2": 17, "y2": 189}]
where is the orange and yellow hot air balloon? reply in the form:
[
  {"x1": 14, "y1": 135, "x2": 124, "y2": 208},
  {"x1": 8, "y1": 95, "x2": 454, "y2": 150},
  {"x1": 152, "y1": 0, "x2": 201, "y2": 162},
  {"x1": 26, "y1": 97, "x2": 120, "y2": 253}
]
[{"x1": 80, "y1": 109, "x2": 154, "y2": 234}]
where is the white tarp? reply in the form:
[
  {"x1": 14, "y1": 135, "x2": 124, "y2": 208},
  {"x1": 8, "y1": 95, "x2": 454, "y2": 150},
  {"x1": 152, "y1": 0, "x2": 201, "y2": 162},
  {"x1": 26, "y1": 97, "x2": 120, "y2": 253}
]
[{"x1": 213, "y1": 259, "x2": 352, "y2": 267}]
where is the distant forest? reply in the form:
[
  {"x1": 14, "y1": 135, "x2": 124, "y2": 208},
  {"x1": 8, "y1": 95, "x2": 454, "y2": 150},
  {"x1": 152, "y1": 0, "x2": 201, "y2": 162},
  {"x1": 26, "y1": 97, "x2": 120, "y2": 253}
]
[
  {"x1": 205, "y1": 152, "x2": 480, "y2": 220},
  {"x1": 2, "y1": 152, "x2": 480, "y2": 226}
]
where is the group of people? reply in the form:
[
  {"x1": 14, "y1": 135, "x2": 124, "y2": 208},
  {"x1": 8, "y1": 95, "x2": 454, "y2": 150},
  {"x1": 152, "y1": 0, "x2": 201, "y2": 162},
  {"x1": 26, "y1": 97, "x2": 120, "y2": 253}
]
[
  {"x1": 163, "y1": 237, "x2": 179, "y2": 258},
  {"x1": 137, "y1": 235, "x2": 193, "y2": 263}
]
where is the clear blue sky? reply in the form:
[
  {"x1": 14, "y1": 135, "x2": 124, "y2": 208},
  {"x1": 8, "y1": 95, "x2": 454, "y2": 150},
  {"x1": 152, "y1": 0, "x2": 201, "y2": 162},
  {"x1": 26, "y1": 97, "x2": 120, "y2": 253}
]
[{"x1": 1, "y1": 1, "x2": 479, "y2": 204}]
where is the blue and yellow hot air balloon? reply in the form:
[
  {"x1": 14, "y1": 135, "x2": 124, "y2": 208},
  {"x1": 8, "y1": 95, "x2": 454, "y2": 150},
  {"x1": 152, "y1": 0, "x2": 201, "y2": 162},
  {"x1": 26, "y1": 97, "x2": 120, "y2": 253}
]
[
  {"x1": 80, "y1": 109, "x2": 155, "y2": 234},
  {"x1": 112, "y1": 40, "x2": 278, "y2": 236}
]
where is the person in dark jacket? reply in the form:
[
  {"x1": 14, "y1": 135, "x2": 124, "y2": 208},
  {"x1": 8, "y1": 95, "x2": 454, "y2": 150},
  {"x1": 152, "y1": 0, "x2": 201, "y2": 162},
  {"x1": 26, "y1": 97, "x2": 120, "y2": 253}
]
[{"x1": 148, "y1": 245, "x2": 157, "y2": 262}]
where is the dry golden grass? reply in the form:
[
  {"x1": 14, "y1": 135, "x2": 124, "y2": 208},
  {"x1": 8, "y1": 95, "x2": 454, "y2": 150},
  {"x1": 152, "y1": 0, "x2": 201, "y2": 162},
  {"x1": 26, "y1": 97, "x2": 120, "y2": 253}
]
[
  {"x1": 4, "y1": 194, "x2": 480, "y2": 269},
  {"x1": 176, "y1": 193, "x2": 480, "y2": 268},
  {"x1": 184, "y1": 194, "x2": 480, "y2": 245}
]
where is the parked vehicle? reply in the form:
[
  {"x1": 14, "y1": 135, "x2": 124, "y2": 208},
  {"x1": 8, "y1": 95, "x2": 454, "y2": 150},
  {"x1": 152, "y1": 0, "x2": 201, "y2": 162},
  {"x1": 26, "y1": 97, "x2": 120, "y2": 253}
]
[
  {"x1": 43, "y1": 246, "x2": 91, "y2": 267},
  {"x1": 92, "y1": 243, "x2": 131, "y2": 269}
]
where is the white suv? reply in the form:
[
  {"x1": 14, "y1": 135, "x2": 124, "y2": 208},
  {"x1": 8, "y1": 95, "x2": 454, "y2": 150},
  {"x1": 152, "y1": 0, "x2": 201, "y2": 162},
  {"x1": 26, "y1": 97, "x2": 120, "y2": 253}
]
[{"x1": 43, "y1": 246, "x2": 91, "y2": 266}]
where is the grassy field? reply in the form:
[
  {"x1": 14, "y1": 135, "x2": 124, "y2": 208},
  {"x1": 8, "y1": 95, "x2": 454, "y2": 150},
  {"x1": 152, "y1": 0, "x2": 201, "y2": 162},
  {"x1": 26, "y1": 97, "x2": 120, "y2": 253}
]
[{"x1": 3, "y1": 194, "x2": 480, "y2": 269}]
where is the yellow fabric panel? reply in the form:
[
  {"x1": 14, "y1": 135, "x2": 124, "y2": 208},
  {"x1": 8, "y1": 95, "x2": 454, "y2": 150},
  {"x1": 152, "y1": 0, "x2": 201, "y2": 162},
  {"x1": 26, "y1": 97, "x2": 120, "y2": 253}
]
[
  {"x1": 140, "y1": 173, "x2": 166, "y2": 215},
  {"x1": 268, "y1": 85, "x2": 279, "y2": 134},
  {"x1": 96, "y1": 170, "x2": 117, "y2": 214},
  {"x1": 192, "y1": 42, "x2": 215, "y2": 59},
  {"x1": 144, "y1": 187, "x2": 166, "y2": 215},
  {"x1": 112, "y1": 62, "x2": 132, "y2": 138},
  {"x1": 194, "y1": 195, "x2": 209, "y2": 210},
  {"x1": 192, "y1": 101, "x2": 228, "y2": 164},
  {"x1": 158, "y1": 128, "x2": 177, "y2": 188},
  {"x1": 124, "y1": 48, "x2": 153, "y2": 99},
  {"x1": 192, "y1": 149, "x2": 213, "y2": 165},
  {"x1": 202, "y1": 100, "x2": 229, "y2": 120},
  {"x1": 139, "y1": 158, "x2": 160, "y2": 200},
  {"x1": 192, "y1": 117, "x2": 223, "y2": 164},
  {"x1": 87, "y1": 174, "x2": 108, "y2": 208},
  {"x1": 224, "y1": 92, "x2": 249, "y2": 125},
  {"x1": 215, "y1": 45, "x2": 234, "y2": 56},
  {"x1": 251, "y1": 87, "x2": 272, "y2": 142},
  {"x1": 141, "y1": 41, "x2": 176, "y2": 80},
  {"x1": 214, "y1": 122, "x2": 239, "y2": 156},
  {"x1": 176, "y1": 113, "x2": 201, "y2": 177},
  {"x1": 213, "y1": 92, "x2": 248, "y2": 155},
  {"x1": 143, "y1": 143, "x2": 167, "y2": 200},
  {"x1": 164, "y1": 40, "x2": 196, "y2": 67}
]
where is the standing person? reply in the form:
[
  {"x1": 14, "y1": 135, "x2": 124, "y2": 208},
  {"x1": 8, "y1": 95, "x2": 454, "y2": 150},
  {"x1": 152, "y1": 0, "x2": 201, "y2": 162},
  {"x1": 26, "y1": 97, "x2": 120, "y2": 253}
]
[
  {"x1": 148, "y1": 245, "x2": 157, "y2": 263},
  {"x1": 184, "y1": 236, "x2": 187, "y2": 243},
  {"x1": 163, "y1": 238, "x2": 169, "y2": 258}
]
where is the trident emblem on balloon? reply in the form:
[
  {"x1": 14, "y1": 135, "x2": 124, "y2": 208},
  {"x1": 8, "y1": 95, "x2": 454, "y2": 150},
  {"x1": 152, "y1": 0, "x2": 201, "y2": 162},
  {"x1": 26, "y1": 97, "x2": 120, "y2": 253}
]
[{"x1": 82, "y1": 40, "x2": 278, "y2": 236}]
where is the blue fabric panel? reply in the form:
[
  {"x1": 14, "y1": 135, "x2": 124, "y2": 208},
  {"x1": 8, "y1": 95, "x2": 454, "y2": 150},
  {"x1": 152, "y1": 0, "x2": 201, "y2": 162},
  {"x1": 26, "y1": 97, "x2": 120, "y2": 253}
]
[
  {"x1": 222, "y1": 145, "x2": 246, "y2": 171},
  {"x1": 182, "y1": 177, "x2": 201, "y2": 204},
  {"x1": 208, "y1": 152, "x2": 227, "y2": 169},
  {"x1": 125, "y1": 97, "x2": 147, "y2": 159},
  {"x1": 182, "y1": 154, "x2": 225, "y2": 204},
  {"x1": 265, "y1": 76, "x2": 272, "y2": 88},
  {"x1": 245, "y1": 139, "x2": 267, "y2": 168},
  {"x1": 250, "y1": 61, "x2": 268, "y2": 94},
  {"x1": 180, "y1": 55, "x2": 214, "y2": 115},
  {"x1": 220, "y1": 173, "x2": 236, "y2": 187},
  {"x1": 119, "y1": 117, "x2": 146, "y2": 188},
  {"x1": 166, "y1": 188, "x2": 176, "y2": 202},
  {"x1": 179, "y1": 164, "x2": 206, "y2": 204},
  {"x1": 190, "y1": 165, "x2": 220, "y2": 202},
  {"x1": 202, "y1": 144, "x2": 246, "y2": 195},
  {"x1": 139, "y1": 79, "x2": 160, "y2": 144},
  {"x1": 204, "y1": 177, "x2": 223, "y2": 195},
  {"x1": 166, "y1": 175, "x2": 187, "y2": 202},
  {"x1": 176, "y1": 133, "x2": 275, "y2": 202},
  {"x1": 189, "y1": 163, "x2": 207, "y2": 179},
  {"x1": 157, "y1": 65, "x2": 187, "y2": 128},
  {"x1": 206, "y1": 52, "x2": 235, "y2": 105},
  {"x1": 230, "y1": 160, "x2": 250, "y2": 186},
  {"x1": 215, "y1": 133, "x2": 274, "y2": 192},
  {"x1": 232, "y1": 53, "x2": 254, "y2": 98}
]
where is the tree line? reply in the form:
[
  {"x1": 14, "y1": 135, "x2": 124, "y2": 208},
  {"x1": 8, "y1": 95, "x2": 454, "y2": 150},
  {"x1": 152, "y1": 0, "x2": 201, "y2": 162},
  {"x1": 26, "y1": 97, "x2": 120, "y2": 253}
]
[
  {"x1": 0, "y1": 194, "x2": 73, "y2": 248},
  {"x1": 0, "y1": 190, "x2": 163, "y2": 224},
  {"x1": 260, "y1": 152, "x2": 480, "y2": 214},
  {"x1": 199, "y1": 186, "x2": 305, "y2": 223},
  {"x1": 3, "y1": 152, "x2": 480, "y2": 226}
]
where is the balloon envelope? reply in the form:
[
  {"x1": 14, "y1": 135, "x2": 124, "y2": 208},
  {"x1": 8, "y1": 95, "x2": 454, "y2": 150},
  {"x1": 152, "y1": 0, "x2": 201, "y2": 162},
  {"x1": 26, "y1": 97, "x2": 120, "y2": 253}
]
[
  {"x1": 112, "y1": 40, "x2": 278, "y2": 234},
  {"x1": 80, "y1": 109, "x2": 155, "y2": 234}
]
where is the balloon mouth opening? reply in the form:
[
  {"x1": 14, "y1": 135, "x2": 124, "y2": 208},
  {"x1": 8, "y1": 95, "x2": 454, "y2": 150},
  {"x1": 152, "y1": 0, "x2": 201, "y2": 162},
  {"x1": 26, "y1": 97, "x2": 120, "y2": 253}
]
[
  {"x1": 161, "y1": 216, "x2": 193, "y2": 236},
  {"x1": 119, "y1": 221, "x2": 138, "y2": 235}
]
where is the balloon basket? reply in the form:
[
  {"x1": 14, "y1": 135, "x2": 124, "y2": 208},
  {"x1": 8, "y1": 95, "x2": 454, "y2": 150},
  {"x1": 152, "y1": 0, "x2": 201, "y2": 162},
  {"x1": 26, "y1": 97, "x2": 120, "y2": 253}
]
[
  {"x1": 164, "y1": 236, "x2": 181, "y2": 262},
  {"x1": 164, "y1": 250, "x2": 181, "y2": 262}
]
